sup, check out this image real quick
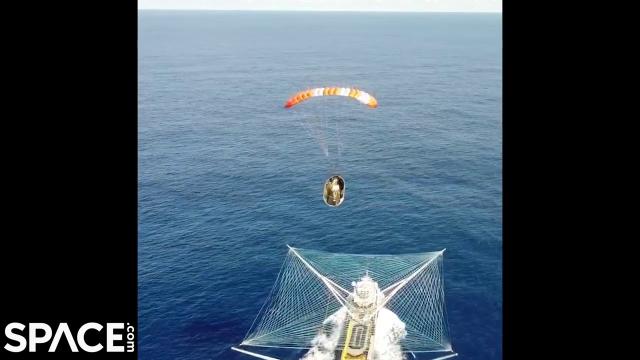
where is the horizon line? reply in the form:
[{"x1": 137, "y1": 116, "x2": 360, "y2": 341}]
[{"x1": 137, "y1": 8, "x2": 502, "y2": 13}]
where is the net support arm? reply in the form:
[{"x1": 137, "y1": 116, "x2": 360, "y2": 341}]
[
  {"x1": 286, "y1": 246, "x2": 352, "y2": 311},
  {"x1": 377, "y1": 249, "x2": 445, "y2": 313},
  {"x1": 430, "y1": 352, "x2": 458, "y2": 360},
  {"x1": 231, "y1": 347, "x2": 280, "y2": 360}
]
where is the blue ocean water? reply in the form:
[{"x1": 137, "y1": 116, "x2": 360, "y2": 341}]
[{"x1": 138, "y1": 11, "x2": 501, "y2": 360}]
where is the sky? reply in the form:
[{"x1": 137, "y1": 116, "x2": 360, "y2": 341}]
[{"x1": 138, "y1": 0, "x2": 502, "y2": 12}]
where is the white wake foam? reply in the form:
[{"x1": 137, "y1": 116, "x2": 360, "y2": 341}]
[{"x1": 301, "y1": 307, "x2": 406, "y2": 360}]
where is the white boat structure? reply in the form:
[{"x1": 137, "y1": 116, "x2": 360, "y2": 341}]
[{"x1": 232, "y1": 246, "x2": 458, "y2": 360}]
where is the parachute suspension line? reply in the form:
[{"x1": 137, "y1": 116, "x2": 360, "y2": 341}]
[
  {"x1": 284, "y1": 86, "x2": 378, "y2": 177},
  {"x1": 298, "y1": 115, "x2": 328, "y2": 158},
  {"x1": 319, "y1": 103, "x2": 329, "y2": 159},
  {"x1": 337, "y1": 121, "x2": 343, "y2": 163},
  {"x1": 331, "y1": 118, "x2": 343, "y2": 174}
]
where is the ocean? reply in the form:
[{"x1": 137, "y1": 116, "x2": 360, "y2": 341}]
[{"x1": 138, "y1": 11, "x2": 502, "y2": 360}]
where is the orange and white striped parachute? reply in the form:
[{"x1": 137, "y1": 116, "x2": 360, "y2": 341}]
[{"x1": 284, "y1": 87, "x2": 378, "y2": 109}]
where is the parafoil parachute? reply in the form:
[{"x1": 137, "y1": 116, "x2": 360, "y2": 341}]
[{"x1": 284, "y1": 87, "x2": 378, "y2": 109}]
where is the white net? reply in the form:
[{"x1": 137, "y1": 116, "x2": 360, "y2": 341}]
[{"x1": 241, "y1": 247, "x2": 452, "y2": 354}]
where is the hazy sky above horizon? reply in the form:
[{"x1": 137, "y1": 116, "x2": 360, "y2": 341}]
[{"x1": 138, "y1": 0, "x2": 502, "y2": 12}]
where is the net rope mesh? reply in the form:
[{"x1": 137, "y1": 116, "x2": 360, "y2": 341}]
[{"x1": 242, "y1": 247, "x2": 452, "y2": 353}]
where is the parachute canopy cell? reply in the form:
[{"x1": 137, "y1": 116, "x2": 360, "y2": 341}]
[{"x1": 284, "y1": 87, "x2": 378, "y2": 109}]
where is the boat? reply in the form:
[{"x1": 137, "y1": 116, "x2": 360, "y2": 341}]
[{"x1": 232, "y1": 246, "x2": 458, "y2": 360}]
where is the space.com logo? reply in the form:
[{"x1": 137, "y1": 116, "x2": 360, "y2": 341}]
[{"x1": 3, "y1": 322, "x2": 135, "y2": 353}]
